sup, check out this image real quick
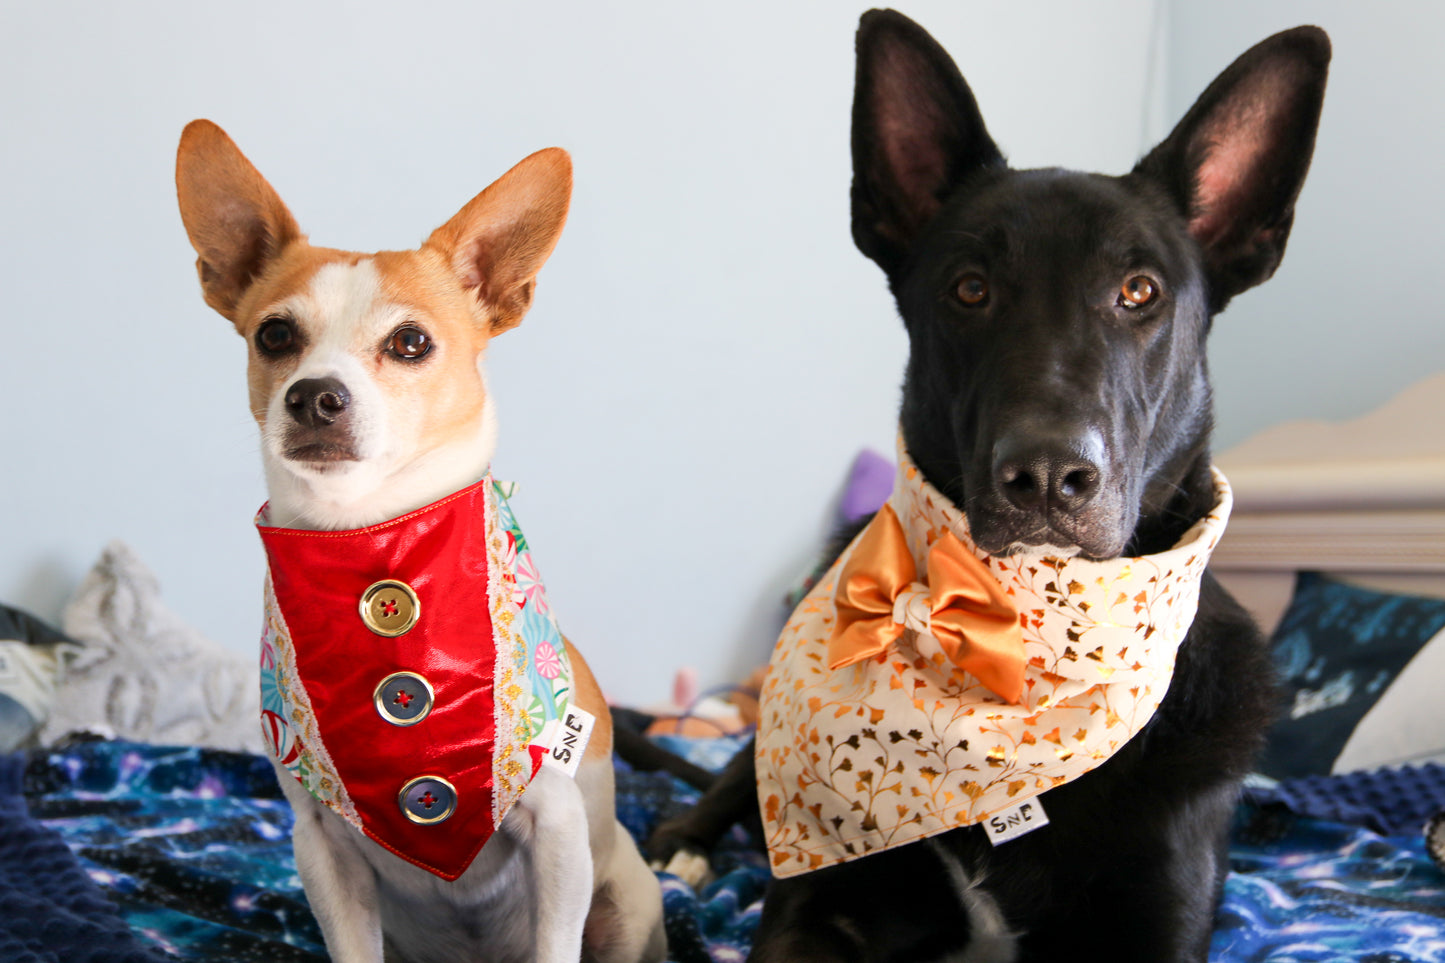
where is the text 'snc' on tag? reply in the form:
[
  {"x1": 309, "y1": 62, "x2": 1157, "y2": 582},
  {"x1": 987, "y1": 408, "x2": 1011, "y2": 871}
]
[
  {"x1": 983, "y1": 798, "x2": 1050, "y2": 846},
  {"x1": 540, "y1": 705, "x2": 596, "y2": 780}
]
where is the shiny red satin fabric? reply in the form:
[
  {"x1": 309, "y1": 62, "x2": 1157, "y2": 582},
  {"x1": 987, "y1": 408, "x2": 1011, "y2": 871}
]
[{"x1": 258, "y1": 479, "x2": 541, "y2": 881}]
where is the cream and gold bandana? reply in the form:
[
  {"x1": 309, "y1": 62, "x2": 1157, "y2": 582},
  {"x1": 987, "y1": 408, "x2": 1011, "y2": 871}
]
[{"x1": 755, "y1": 446, "x2": 1232, "y2": 878}]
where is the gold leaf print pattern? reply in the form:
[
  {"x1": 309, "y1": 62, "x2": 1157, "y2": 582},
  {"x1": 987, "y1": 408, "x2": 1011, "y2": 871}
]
[{"x1": 755, "y1": 445, "x2": 1232, "y2": 879}]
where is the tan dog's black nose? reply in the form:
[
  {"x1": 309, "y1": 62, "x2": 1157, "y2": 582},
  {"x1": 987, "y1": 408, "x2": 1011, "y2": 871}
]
[{"x1": 285, "y1": 377, "x2": 351, "y2": 428}]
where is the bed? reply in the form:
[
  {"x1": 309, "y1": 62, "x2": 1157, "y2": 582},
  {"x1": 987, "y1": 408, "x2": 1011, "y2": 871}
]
[
  {"x1": 1202, "y1": 373, "x2": 1445, "y2": 961},
  {"x1": 4, "y1": 377, "x2": 1445, "y2": 963}
]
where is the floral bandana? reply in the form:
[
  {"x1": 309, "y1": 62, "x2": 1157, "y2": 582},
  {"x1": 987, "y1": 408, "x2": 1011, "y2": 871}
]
[
  {"x1": 755, "y1": 445, "x2": 1232, "y2": 878},
  {"x1": 256, "y1": 475, "x2": 573, "y2": 881}
]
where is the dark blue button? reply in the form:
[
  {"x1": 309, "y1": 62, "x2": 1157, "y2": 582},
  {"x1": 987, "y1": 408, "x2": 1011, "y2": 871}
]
[
  {"x1": 374, "y1": 672, "x2": 433, "y2": 726},
  {"x1": 398, "y1": 776, "x2": 456, "y2": 825}
]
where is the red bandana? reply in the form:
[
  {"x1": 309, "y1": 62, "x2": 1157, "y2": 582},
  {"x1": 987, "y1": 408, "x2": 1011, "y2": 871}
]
[{"x1": 257, "y1": 476, "x2": 569, "y2": 880}]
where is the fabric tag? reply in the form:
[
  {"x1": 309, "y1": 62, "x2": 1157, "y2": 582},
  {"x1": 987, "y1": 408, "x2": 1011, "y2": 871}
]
[
  {"x1": 982, "y1": 797, "x2": 1049, "y2": 846},
  {"x1": 540, "y1": 704, "x2": 596, "y2": 779}
]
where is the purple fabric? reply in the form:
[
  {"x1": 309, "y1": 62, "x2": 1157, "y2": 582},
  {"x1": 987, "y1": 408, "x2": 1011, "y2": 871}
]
[{"x1": 839, "y1": 449, "x2": 894, "y2": 523}]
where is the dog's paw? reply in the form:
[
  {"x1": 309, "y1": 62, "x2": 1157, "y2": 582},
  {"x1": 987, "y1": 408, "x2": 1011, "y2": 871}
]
[{"x1": 658, "y1": 848, "x2": 711, "y2": 889}]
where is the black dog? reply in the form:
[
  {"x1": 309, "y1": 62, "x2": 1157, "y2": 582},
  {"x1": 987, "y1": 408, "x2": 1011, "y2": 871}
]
[{"x1": 650, "y1": 10, "x2": 1329, "y2": 962}]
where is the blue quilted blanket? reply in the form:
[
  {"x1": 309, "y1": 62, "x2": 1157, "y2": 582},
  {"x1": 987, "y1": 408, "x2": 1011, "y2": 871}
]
[{"x1": 8, "y1": 738, "x2": 1445, "y2": 962}]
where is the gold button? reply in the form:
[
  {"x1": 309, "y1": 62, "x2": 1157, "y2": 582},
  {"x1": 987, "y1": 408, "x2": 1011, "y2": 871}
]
[{"x1": 359, "y1": 580, "x2": 420, "y2": 637}]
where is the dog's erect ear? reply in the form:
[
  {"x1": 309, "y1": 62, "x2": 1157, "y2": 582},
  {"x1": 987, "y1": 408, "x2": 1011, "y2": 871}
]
[
  {"x1": 1135, "y1": 26, "x2": 1330, "y2": 310},
  {"x1": 175, "y1": 120, "x2": 302, "y2": 323},
  {"x1": 425, "y1": 148, "x2": 572, "y2": 335},
  {"x1": 851, "y1": 9, "x2": 1004, "y2": 275}
]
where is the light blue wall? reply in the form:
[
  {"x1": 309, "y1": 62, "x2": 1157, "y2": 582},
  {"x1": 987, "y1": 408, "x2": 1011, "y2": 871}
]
[
  {"x1": 1165, "y1": 0, "x2": 1445, "y2": 450},
  {"x1": 3, "y1": 0, "x2": 1174, "y2": 706}
]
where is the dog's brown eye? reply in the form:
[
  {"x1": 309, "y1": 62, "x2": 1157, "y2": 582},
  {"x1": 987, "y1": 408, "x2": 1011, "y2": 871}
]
[
  {"x1": 956, "y1": 274, "x2": 989, "y2": 306},
  {"x1": 1119, "y1": 276, "x2": 1158, "y2": 308},
  {"x1": 388, "y1": 326, "x2": 432, "y2": 360},
  {"x1": 256, "y1": 318, "x2": 296, "y2": 355}
]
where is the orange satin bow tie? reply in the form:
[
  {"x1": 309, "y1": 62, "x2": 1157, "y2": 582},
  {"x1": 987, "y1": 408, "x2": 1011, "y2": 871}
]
[{"x1": 828, "y1": 504, "x2": 1025, "y2": 704}]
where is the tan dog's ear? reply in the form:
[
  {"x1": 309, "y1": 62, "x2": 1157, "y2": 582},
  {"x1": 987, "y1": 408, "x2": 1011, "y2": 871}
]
[
  {"x1": 426, "y1": 148, "x2": 572, "y2": 334},
  {"x1": 176, "y1": 120, "x2": 302, "y2": 322}
]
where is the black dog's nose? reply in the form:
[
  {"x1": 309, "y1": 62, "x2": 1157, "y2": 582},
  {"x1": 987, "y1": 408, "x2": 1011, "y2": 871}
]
[
  {"x1": 285, "y1": 377, "x2": 351, "y2": 428},
  {"x1": 992, "y1": 429, "x2": 1105, "y2": 516}
]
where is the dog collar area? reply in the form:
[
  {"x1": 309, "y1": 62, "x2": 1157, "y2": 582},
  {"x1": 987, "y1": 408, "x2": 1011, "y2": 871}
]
[
  {"x1": 755, "y1": 445, "x2": 1233, "y2": 878},
  {"x1": 255, "y1": 474, "x2": 575, "y2": 880}
]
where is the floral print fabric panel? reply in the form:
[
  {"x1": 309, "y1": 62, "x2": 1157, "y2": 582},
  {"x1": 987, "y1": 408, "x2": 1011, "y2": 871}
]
[
  {"x1": 485, "y1": 478, "x2": 574, "y2": 829},
  {"x1": 258, "y1": 575, "x2": 359, "y2": 830},
  {"x1": 492, "y1": 477, "x2": 573, "y2": 739}
]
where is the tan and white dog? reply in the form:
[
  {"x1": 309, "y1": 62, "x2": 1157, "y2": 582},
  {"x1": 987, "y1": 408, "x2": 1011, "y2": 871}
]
[{"x1": 176, "y1": 120, "x2": 665, "y2": 963}]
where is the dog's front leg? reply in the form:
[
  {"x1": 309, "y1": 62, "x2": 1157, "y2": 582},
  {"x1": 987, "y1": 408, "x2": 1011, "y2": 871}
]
[
  {"x1": 513, "y1": 765, "x2": 595, "y2": 963},
  {"x1": 278, "y1": 775, "x2": 385, "y2": 963}
]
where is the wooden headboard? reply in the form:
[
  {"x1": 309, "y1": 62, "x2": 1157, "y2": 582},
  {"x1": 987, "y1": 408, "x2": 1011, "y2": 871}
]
[{"x1": 1211, "y1": 373, "x2": 1445, "y2": 633}]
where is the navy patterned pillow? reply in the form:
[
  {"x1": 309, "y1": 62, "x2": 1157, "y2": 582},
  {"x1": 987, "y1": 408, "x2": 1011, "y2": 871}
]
[{"x1": 1258, "y1": 573, "x2": 1445, "y2": 780}]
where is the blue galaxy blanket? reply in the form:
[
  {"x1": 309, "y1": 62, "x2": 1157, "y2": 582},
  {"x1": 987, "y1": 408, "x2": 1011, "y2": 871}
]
[{"x1": 9, "y1": 738, "x2": 1445, "y2": 962}]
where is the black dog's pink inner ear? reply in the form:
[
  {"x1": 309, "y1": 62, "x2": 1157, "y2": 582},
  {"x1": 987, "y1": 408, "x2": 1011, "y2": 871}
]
[
  {"x1": 851, "y1": 13, "x2": 1004, "y2": 274},
  {"x1": 869, "y1": 40, "x2": 957, "y2": 237},
  {"x1": 1187, "y1": 58, "x2": 1318, "y2": 251},
  {"x1": 1129, "y1": 26, "x2": 1328, "y2": 309}
]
